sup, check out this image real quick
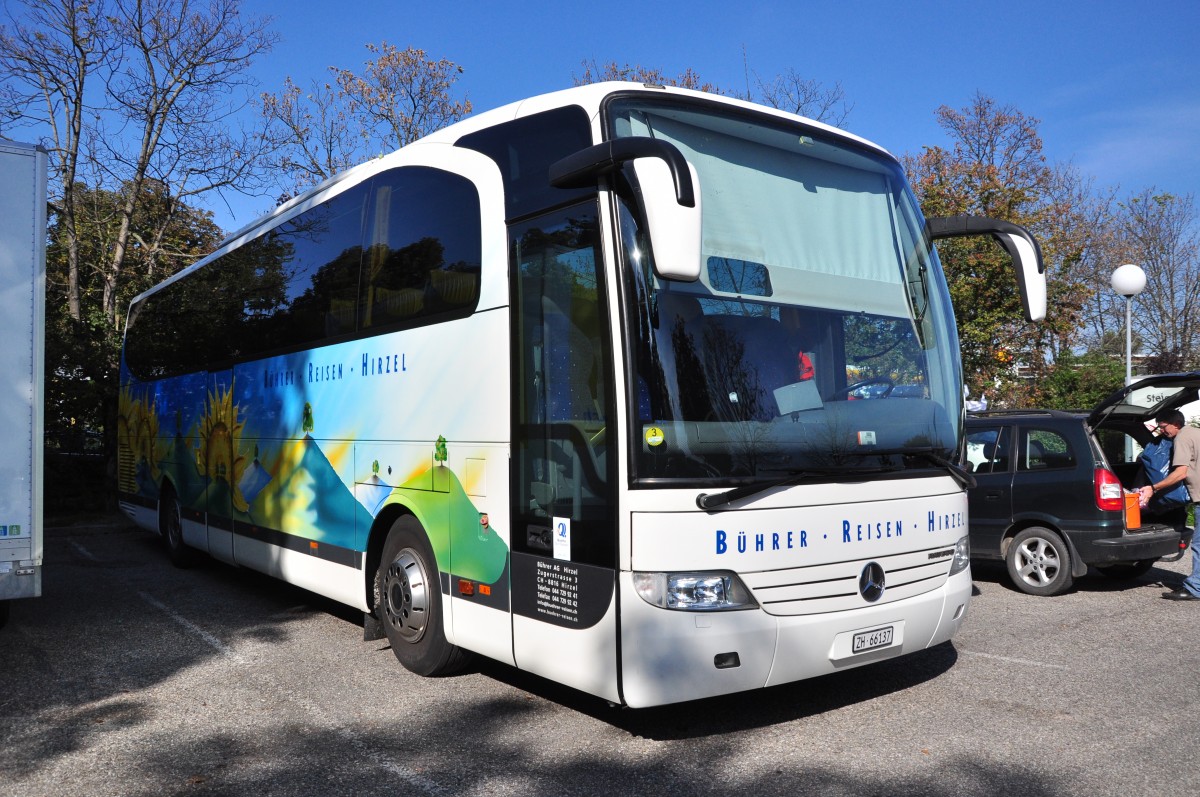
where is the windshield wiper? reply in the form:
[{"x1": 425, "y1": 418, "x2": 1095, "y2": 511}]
[
  {"x1": 919, "y1": 451, "x2": 976, "y2": 489},
  {"x1": 871, "y1": 446, "x2": 976, "y2": 490},
  {"x1": 695, "y1": 448, "x2": 975, "y2": 512},
  {"x1": 695, "y1": 465, "x2": 898, "y2": 512},
  {"x1": 696, "y1": 471, "x2": 810, "y2": 511}
]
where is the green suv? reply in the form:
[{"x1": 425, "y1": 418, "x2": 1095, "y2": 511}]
[{"x1": 965, "y1": 381, "x2": 1195, "y2": 596}]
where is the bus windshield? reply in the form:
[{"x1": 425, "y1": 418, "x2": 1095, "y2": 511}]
[{"x1": 608, "y1": 97, "x2": 963, "y2": 483}]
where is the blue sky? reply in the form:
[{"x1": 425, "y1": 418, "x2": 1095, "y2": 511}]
[{"x1": 210, "y1": 0, "x2": 1199, "y2": 231}]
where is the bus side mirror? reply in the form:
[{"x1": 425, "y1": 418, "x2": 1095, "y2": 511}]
[
  {"x1": 549, "y1": 136, "x2": 702, "y2": 283},
  {"x1": 631, "y1": 157, "x2": 702, "y2": 282},
  {"x1": 926, "y1": 215, "x2": 1047, "y2": 322}
]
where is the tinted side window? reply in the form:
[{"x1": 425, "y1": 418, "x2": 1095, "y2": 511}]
[
  {"x1": 1021, "y1": 428, "x2": 1076, "y2": 471},
  {"x1": 456, "y1": 105, "x2": 593, "y2": 220},
  {"x1": 251, "y1": 185, "x2": 367, "y2": 350},
  {"x1": 125, "y1": 185, "x2": 368, "y2": 379},
  {"x1": 361, "y1": 167, "x2": 482, "y2": 330},
  {"x1": 127, "y1": 168, "x2": 482, "y2": 379},
  {"x1": 966, "y1": 425, "x2": 1009, "y2": 474},
  {"x1": 125, "y1": 265, "x2": 227, "y2": 378}
]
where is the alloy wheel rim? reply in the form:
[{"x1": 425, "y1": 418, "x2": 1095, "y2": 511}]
[{"x1": 1016, "y1": 538, "x2": 1060, "y2": 586}]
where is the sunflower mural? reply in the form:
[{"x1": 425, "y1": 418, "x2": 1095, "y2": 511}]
[
  {"x1": 198, "y1": 380, "x2": 250, "y2": 513},
  {"x1": 117, "y1": 384, "x2": 162, "y2": 496}
]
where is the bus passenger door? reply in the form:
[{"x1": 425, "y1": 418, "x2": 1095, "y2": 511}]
[{"x1": 507, "y1": 204, "x2": 621, "y2": 703}]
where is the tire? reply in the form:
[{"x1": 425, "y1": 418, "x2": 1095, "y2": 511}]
[
  {"x1": 376, "y1": 516, "x2": 468, "y2": 676},
  {"x1": 1096, "y1": 560, "x2": 1155, "y2": 579},
  {"x1": 0, "y1": 599, "x2": 9, "y2": 630},
  {"x1": 1006, "y1": 526, "x2": 1073, "y2": 596},
  {"x1": 161, "y1": 488, "x2": 197, "y2": 568}
]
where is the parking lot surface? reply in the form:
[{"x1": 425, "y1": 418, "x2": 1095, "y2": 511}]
[{"x1": 1, "y1": 517, "x2": 1198, "y2": 797}]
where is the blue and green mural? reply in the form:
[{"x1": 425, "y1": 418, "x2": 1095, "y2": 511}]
[{"x1": 117, "y1": 338, "x2": 509, "y2": 589}]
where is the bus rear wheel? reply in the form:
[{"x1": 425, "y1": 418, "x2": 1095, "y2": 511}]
[
  {"x1": 376, "y1": 516, "x2": 467, "y2": 676},
  {"x1": 161, "y1": 488, "x2": 197, "y2": 568}
]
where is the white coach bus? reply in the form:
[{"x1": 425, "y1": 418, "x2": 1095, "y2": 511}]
[{"x1": 117, "y1": 82, "x2": 1045, "y2": 707}]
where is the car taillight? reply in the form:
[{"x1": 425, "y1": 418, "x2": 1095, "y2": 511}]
[{"x1": 1095, "y1": 467, "x2": 1125, "y2": 511}]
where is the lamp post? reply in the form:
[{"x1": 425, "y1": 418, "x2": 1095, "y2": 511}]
[{"x1": 1111, "y1": 263, "x2": 1147, "y2": 386}]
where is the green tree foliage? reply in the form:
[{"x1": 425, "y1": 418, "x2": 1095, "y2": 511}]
[
  {"x1": 904, "y1": 93, "x2": 1106, "y2": 407},
  {"x1": 1038, "y1": 350, "x2": 1124, "y2": 410},
  {"x1": 44, "y1": 182, "x2": 223, "y2": 449}
]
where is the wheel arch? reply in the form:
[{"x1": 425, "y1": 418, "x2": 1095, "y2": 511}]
[
  {"x1": 999, "y1": 515, "x2": 1063, "y2": 558},
  {"x1": 364, "y1": 501, "x2": 433, "y2": 613}
]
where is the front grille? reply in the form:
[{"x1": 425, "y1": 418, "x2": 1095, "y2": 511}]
[{"x1": 740, "y1": 545, "x2": 953, "y2": 616}]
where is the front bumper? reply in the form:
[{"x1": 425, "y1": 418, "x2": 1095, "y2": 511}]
[{"x1": 617, "y1": 566, "x2": 972, "y2": 708}]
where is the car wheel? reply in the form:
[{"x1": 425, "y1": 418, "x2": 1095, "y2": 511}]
[
  {"x1": 161, "y1": 487, "x2": 197, "y2": 568},
  {"x1": 1096, "y1": 560, "x2": 1155, "y2": 579},
  {"x1": 376, "y1": 515, "x2": 468, "y2": 676},
  {"x1": 1006, "y1": 526, "x2": 1073, "y2": 596}
]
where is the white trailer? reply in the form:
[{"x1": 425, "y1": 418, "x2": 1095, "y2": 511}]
[{"x1": 0, "y1": 140, "x2": 46, "y2": 629}]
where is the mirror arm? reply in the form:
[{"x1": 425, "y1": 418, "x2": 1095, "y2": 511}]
[
  {"x1": 925, "y1": 215, "x2": 1045, "y2": 274},
  {"x1": 549, "y1": 137, "x2": 696, "y2": 207}
]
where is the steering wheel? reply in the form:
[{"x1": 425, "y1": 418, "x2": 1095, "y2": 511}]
[{"x1": 836, "y1": 377, "x2": 894, "y2": 400}]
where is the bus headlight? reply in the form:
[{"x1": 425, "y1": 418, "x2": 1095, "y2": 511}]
[
  {"x1": 632, "y1": 571, "x2": 756, "y2": 611},
  {"x1": 948, "y1": 535, "x2": 971, "y2": 576}
]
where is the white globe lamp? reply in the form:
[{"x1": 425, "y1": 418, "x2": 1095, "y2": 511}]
[{"x1": 1111, "y1": 264, "x2": 1146, "y2": 385}]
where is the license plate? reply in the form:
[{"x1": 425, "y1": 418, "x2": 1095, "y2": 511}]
[{"x1": 852, "y1": 625, "x2": 894, "y2": 653}]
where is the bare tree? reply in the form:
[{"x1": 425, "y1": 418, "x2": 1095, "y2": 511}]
[
  {"x1": 573, "y1": 59, "x2": 721, "y2": 94},
  {"x1": 574, "y1": 58, "x2": 852, "y2": 127},
  {"x1": 755, "y1": 68, "x2": 852, "y2": 127},
  {"x1": 263, "y1": 43, "x2": 472, "y2": 198},
  {"x1": 0, "y1": 0, "x2": 116, "y2": 320},
  {"x1": 93, "y1": 0, "x2": 277, "y2": 321},
  {"x1": 2, "y1": 0, "x2": 277, "y2": 325},
  {"x1": 260, "y1": 75, "x2": 358, "y2": 197},
  {"x1": 1120, "y1": 190, "x2": 1200, "y2": 370},
  {"x1": 333, "y1": 43, "x2": 472, "y2": 154}
]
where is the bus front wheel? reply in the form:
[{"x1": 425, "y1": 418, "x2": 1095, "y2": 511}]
[{"x1": 376, "y1": 516, "x2": 467, "y2": 676}]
